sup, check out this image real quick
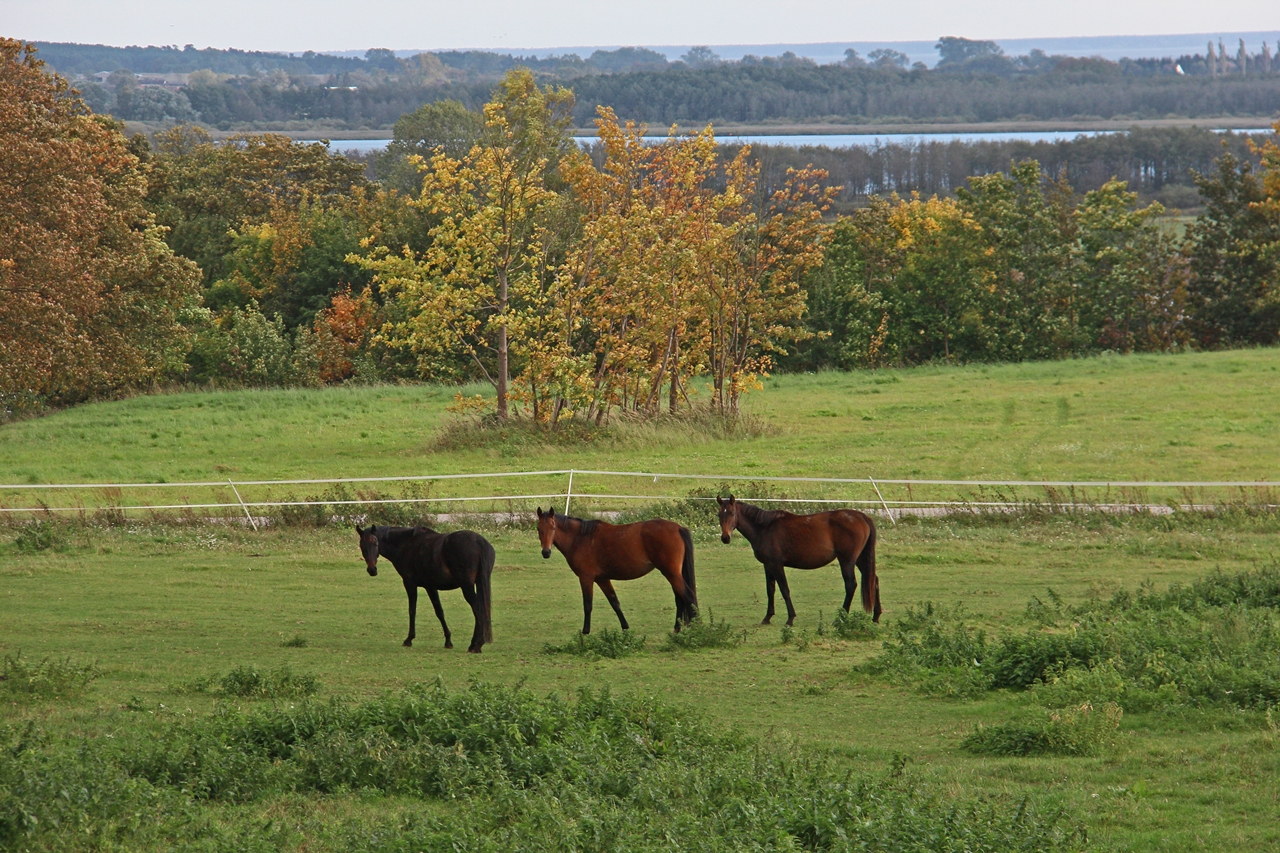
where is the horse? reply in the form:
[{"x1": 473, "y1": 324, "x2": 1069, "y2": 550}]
[
  {"x1": 355, "y1": 524, "x2": 494, "y2": 653},
  {"x1": 716, "y1": 495, "x2": 882, "y2": 626},
  {"x1": 535, "y1": 508, "x2": 697, "y2": 634}
]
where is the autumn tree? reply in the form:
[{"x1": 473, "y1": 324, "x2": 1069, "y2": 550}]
[
  {"x1": 0, "y1": 40, "x2": 201, "y2": 411},
  {"x1": 357, "y1": 68, "x2": 575, "y2": 420}
]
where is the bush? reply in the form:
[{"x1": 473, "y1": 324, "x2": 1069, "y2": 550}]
[
  {"x1": 0, "y1": 653, "x2": 99, "y2": 701},
  {"x1": 662, "y1": 611, "x2": 745, "y2": 651},
  {"x1": 543, "y1": 628, "x2": 647, "y2": 659},
  {"x1": 962, "y1": 702, "x2": 1123, "y2": 757}
]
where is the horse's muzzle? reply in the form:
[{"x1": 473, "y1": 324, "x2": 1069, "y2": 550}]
[
  {"x1": 541, "y1": 548, "x2": 551, "y2": 559},
  {"x1": 721, "y1": 534, "x2": 731, "y2": 544},
  {"x1": 366, "y1": 565, "x2": 377, "y2": 576}
]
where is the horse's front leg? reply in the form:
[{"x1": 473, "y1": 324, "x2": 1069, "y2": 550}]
[
  {"x1": 579, "y1": 574, "x2": 595, "y2": 635},
  {"x1": 774, "y1": 566, "x2": 798, "y2": 627},
  {"x1": 762, "y1": 569, "x2": 777, "y2": 625},
  {"x1": 403, "y1": 582, "x2": 418, "y2": 647},
  {"x1": 597, "y1": 578, "x2": 629, "y2": 630},
  {"x1": 425, "y1": 587, "x2": 452, "y2": 649}
]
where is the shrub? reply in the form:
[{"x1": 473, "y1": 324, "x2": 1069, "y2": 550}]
[
  {"x1": 543, "y1": 628, "x2": 647, "y2": 659},
  {"x1": 0, "y1": 653, "x2": 99, "y2": 701},
  {"x1": 826, "y1": 607, "x2": 879, "y2": 640},
  {"x1": 662, "y1": 611, "x2": 745, "y2": 651},
  {"x1": 962, "y1": 702, "x2": 1123, "y2": 757}
]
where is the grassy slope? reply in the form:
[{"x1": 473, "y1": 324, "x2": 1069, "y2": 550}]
[
  {"x1": 3, "y1": 348, "x2": 1280, "y2": 851},
  {"x1": 2, "y1": 348, "x2": 1278, "y2": 488}
]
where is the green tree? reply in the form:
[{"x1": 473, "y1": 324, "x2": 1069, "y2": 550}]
[{"x1": 375, "y1": 99, "x2": 484, "y2": 194}]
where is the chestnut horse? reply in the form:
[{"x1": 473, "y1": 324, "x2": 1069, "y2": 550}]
[
  {"x1": 535, "y1": 509, "x2": 697, "y2": 634},
  {"x1": 716, "y1": 496, "x2": 881, "y2": 625},
  {"x1": 356, "y1": 524, "x2": 494, "y2": 653}
]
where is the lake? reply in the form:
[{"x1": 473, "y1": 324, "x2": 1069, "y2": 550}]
[{"x1": 322, "y1": 128, "x2": 1274, "y2": 154}]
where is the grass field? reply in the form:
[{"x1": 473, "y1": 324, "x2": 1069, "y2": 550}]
[{"x1": 3, "y1": 349, "x2": 1280, "y2": 851}]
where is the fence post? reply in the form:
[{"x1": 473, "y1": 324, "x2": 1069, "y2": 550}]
[
  {"x1": 868, "y1": 476, "x2": 895, "y2": 525},
  {"x1": 229, "y1": 480, "x2": 259, "y2": 531},
  {"x1": 565, "y1": 469, "x2": 574, "y2": 516}
]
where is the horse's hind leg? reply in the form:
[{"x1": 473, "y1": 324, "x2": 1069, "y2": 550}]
[
  {"x1": 839, "y1": 557, "x2": 858, "y2": 613},
  {"x1": 596, "y1": 578, "x2": 629, "y2": 630},
  {"x1": 425, "y1": 587, "x2": 452, "y2": 649},
  {"x1": 458, "y1": 584, "x2": 484, "y2": 653}
]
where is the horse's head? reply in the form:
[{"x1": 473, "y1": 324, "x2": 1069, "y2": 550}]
[
  {"x1": 355, "y1": 525, "x2": 379, "y2": 576},
  {"x1": 535, "y1": 507, "x2": 556, "y2": 559},
  {"x1": 716, "y1": 495, "x2": 738, "y2": 544}
]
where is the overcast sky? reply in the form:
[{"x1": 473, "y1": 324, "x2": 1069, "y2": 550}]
[{"x1": 5, "y1": 0, "x2": 1279, "y2": 53}]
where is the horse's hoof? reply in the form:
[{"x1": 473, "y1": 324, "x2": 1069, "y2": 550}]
[
  {"x1": 444, "y1": 641, "x2": 453, "y2": 649},
  {"x1": 403, "y1": 640, "x2": 413, "y2": 647},
  {"x1": 467, "y1": 646, "x2": 482, "y2": 654},
  {"x1": 761, "y1": 618, "x2": 772, "y2": 626}
]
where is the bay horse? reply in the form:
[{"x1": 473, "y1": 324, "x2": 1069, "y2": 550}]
[
  {"x1": 716, "y1": 495, "x2": 882, "y2": 626},
  {"x1": 535, "y1": 508, "x2": 697, "y2": 634},
  {"x1": 355, "y1": 524, "x2": 494, "y2": 653}
]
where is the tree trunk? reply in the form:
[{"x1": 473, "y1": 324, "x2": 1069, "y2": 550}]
[{"x1": 496, "y1": 268, "x2": 509, "y2": 420}]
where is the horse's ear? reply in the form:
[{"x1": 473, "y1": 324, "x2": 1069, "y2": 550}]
[
  {"x1": 729, "y1": 494, "x2": 736, "y2": 504},
  {"x1": 355, "y1": 524, "x2": 364, "y2": 535},
  {"x1": 716, "y1": 496, "x2": 725, "y2": 507},
  {"x1": 535, "y1": 507, "x2": 543, "y2": 518}
]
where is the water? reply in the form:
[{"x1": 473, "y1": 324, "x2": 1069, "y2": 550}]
[{"x1": 323, "y1": 127, "x2": 1274, "y2": 154}]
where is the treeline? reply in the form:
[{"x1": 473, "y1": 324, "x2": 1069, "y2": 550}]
[
  {"x1": 46, "y1": 38, "x2": 1280, "y2": 130},
  {"x1": 567, "y1": 64, "x2": 1280, "y2": 127},
  {"x1": 741, "y1": 127, "x2": 1268, "y2": 210},
  {"x1": 5, "y1": 40, "x2": 1280, "y2": 422}
]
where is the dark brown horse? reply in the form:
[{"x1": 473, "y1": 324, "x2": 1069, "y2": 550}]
[
  {"x1": 535, "y1": 509, "x2": 697, "y2": 634},
  {"x1": 356, "y1": 524, "x2": 494, "y2": 653},
  {"x1": 716, "y1": 495, "x2": 881, "y2": 626}
]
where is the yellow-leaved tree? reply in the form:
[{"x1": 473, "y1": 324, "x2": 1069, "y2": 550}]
[{"x1": 356, "y1": 69, "x2": 574, "y2": 420}]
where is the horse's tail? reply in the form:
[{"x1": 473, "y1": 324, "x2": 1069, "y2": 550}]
[
  {"x1": 477, "y1": 537, "x2": 495, "y2": 644},
  {"x1": 679, "y1": 526, "x2": 698, "y2": 612},
  {"x1": 857, "y1": 515, "x2": 880, "y2": 621}
]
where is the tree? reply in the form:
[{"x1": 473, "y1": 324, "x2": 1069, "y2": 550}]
[
  {"x1": 935, "y1": 37, "x2": 1005, "y2": 67},
  {"x1": 0, "y1": 39, "x2": 201, "y2": 411},
  {"x1": 357, "y1": 69, "x2": 575, "y2": 420},
  {"x1": 1186, "y1": 137, "x2": 1280, "y2": 347},
  {"x1": 375, "y1": 99, "x2": 484, "y2": 194}
]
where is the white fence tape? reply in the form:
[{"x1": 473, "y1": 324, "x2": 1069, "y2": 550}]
[{"x1": 1, "y1": 467, "x2": 1276, "y2": 518}]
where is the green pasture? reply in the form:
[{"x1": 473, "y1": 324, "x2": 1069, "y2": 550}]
[
  {"x1": 3, "y1": 348, "x2": 1280, "y2": 851},
  {"x1": 3, "y1": 515, "x2": 1280, "y2": 851}
]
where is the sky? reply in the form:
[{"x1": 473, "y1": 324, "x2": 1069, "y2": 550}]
[{"x1": 5, "y1": 0, "x2": 1279, "y2": 53}]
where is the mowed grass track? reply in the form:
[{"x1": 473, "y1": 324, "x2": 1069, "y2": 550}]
[
  {"x1": 3, "y1": 348, "x2": 1280, "y2": 851},
  {"x1": 2, "y1": 347, "x2": 1278, "y2": 487}
]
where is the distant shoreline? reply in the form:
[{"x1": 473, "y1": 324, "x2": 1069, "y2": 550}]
[{"x1": 149, "y1": 115, "x2": 1276, "y2": 142}]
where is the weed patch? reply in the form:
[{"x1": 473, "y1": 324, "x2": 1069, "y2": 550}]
[
  {"x1": 215, "y1": 664, "x2": 319, "y2": 699},
  {"x1": 962, "y1": 702, "x2": 1124, "y2": 757},
  {"x1": 662, "y1": 611, "x2": 745, "y2": 651},
  {"x1": 542, "y1": 628, "x2": 647, "y2": 659},
  {"x1": 0, "y1": 653, "x2": 99, "y2": 701},
  {"x1": 12, "y1": 520, "x2": 67, "y2": 554}
]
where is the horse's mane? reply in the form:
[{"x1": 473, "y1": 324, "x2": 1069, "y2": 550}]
[
  {"x1": 737, "y1": 502, "x2": 789, "y2": 527},
  {"x1": 376, "y1": 525, "x2": 436, "y2": 543},
  {"x1": 556, "y1": 513, "x2": 600, "y2": 535}
]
